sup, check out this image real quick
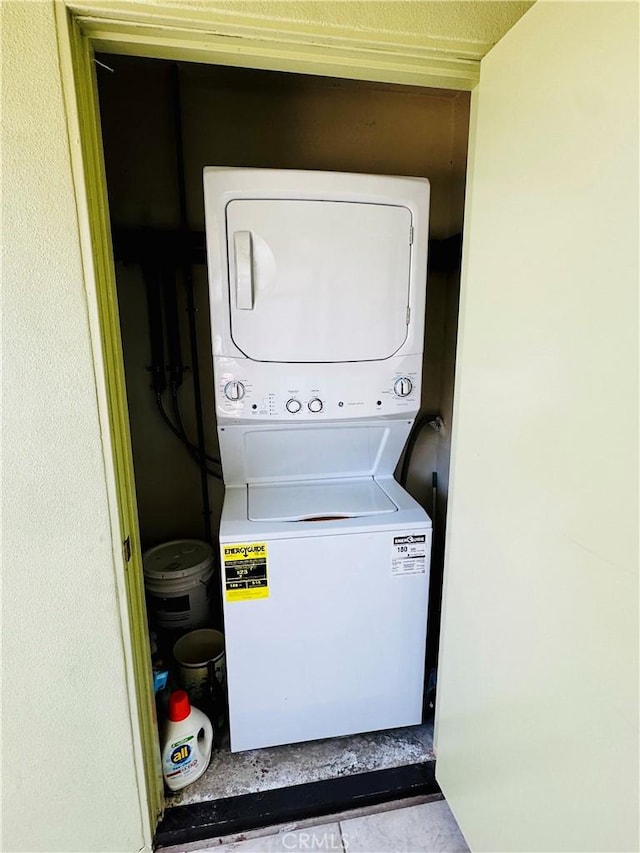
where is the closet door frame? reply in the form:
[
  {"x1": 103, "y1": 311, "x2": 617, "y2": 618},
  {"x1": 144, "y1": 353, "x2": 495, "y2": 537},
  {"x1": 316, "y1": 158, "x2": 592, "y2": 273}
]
[{"x1": 54, "y1": 0, "x2": 486, "y2": 839}]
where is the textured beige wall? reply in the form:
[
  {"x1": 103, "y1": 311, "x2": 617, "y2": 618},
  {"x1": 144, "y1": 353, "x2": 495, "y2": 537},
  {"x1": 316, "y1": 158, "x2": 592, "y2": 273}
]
[
  {"x1": 436, "y1": 2, "x2": 639, "y2": 850},
  {"x1": 1, "y1": 2, "x2": 146, "y2": 851},
  {"x1": 148, "y1": 1, "x2": 534, "y2": 48}
]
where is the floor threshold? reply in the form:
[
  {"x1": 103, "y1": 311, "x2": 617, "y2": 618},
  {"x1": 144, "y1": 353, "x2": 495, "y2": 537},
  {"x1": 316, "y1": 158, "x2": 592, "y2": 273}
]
[{"x1": 154, "y1": 759, "x2": 439, "y2": 849}]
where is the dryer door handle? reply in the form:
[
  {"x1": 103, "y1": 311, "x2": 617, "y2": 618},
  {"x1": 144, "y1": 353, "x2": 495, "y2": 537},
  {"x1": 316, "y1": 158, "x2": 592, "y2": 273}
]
[{"x1": 234, "y1": 231, "x2": 254, "y2": 310}]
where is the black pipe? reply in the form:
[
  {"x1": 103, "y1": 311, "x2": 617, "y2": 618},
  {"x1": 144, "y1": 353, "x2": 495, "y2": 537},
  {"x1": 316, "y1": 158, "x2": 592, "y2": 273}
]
[
  {"x1": 162, "y1": 265, "x2": 185, "y2": 389},
  {"x1": 172, "y1": 63, "x2": 213, "y2": 542},
  {"x1": 142, "y1": 259, "x2": 166, "y2": 396}
]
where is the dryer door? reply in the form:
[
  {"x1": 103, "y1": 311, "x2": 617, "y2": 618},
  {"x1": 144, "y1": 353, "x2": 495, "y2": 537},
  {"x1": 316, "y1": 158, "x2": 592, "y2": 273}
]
[{"x1": 226, "y1": 199, "x2": 412, "y2": 362}]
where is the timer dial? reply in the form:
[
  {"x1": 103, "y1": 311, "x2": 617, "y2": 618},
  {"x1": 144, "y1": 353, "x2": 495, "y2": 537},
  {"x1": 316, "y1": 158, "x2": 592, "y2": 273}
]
[
  {"x1": 393, "y1": 377, "x2": 413, "y2": 397},
  {"x1": 308, "y1": 398, "x2": 323, "y2": 413},
  {"x1": 224, "y1": 380, "x2": 245, "y2": 401}
]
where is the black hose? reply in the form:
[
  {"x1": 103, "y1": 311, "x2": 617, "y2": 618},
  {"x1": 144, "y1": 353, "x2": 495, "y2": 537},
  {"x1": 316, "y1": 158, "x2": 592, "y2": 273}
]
[
  {"x1": 170, "y1": 385, "x2": 221, "y2": 467},
  {"x1": 155, "y1": 393, "x2": 222, "y2": 479},
  {"x1": 144, "y1": 252, "x2": 221, "y2": 474},
  {"x1": 399, "y1": 411, "x2": 440, "y2": 487},
  {"x1": 161, "y1": 259, "x2": 221, "y2": 467}
]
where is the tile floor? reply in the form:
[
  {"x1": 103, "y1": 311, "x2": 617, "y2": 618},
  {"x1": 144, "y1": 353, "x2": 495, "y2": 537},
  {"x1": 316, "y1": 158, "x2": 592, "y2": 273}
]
[{"x1": 166, "y1": 796, "x2": 469, "y2": 853}]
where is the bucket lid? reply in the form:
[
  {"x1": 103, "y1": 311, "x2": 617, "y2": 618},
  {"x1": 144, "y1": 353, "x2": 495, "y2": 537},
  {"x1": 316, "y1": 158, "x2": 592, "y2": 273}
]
[{"x1": 143, "y1": 539, "x2": 214, "y2": 582}]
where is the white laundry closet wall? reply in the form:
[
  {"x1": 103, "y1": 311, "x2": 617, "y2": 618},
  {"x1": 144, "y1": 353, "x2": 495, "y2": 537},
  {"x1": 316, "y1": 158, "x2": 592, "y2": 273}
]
[{"x1": 98, "y1": 58, "x2": 470, "y2": 548}]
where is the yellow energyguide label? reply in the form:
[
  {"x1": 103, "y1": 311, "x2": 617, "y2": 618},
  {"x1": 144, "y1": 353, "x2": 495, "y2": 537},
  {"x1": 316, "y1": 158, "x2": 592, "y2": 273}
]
[{"x1": 223, "y1": 542, "x2": 269, "y2": 602}]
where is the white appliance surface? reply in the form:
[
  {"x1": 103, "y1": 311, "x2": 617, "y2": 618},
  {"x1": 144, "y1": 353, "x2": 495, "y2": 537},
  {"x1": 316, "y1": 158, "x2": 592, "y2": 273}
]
[
  {"x1": 221, "y1": 476, "x2": 428, "y2": 540},
  {"x1": 204, "y1": 168, "x2": 430, "y2": 366},
  {"x1": 226, "y1": 199, "x2": 412, "y2": 363},
  {"x1": 204, "y1": 167, "x2": 432, "y2": 753},
  {"x1": 219, "y1": 415, "x2": 414, "y2": 486},
  {"x1": 214, "y1": 354, "x2": 423, "y2": 422},
  {"x1": 220, "y1": 500, "x2": 431, "y2": 752},
  {"x1": 248, "y1": 477, "x2": 397, "y2": 522}
]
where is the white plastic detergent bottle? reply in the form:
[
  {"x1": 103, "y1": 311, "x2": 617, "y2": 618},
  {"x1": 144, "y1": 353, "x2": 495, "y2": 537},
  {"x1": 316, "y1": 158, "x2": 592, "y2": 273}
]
[{"x1": 162, "y1": 690, "x2": 213, "y2": 792}]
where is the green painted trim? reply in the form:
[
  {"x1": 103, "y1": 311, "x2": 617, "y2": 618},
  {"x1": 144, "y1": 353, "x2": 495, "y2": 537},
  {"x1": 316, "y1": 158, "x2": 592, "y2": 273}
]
[
  {"x1": 70, "y1": 1, "x2": 480, "y2": 90},
  {"x1": 55, "y1": 3, "x2": 164, "y2": 838},
  {"x1": 68, "y1": 0, "x2": 490, "y2": 59}
]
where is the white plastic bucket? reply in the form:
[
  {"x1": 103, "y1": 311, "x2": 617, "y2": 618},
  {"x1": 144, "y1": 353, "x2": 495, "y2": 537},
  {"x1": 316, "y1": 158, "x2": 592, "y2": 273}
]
[{"x1": 143, "y1": 539, "x2": 214, "y2": 631}]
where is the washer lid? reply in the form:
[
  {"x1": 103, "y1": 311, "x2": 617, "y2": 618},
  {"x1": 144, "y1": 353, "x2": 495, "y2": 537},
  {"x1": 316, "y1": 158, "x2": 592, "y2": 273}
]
[
  {"x1": 226, "y1": 199, "x2": 412, "y2": 363},
  {"x1": 248, "y1": 478, "x2": 397, "y2": 522},
  {"x1": 143, "y1": 539, "x2": 214, "y2": 580}
]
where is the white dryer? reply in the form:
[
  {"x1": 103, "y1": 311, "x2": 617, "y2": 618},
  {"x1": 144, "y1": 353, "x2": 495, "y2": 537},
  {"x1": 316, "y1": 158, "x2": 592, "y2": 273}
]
[{"x1": 204, "y1": 168, "x2": 432, "y2": 752}]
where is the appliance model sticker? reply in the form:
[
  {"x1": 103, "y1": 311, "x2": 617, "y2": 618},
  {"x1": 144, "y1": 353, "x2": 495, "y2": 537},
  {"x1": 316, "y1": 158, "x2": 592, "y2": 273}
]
[
  {"x1": 391, "y1": 534, "x2": 427, "y2": 576},
  {"x1": 223, "y1": 542, "x2": 269, "y2": 602}
]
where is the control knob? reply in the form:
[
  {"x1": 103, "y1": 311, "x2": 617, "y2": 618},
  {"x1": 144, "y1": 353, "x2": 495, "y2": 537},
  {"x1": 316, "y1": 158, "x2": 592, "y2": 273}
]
[
  {"x1": 393, "y1": 377, "x2": 413, "y2": 398},
  {"x1": 224, "y1": 380, "x2": 245, "y2": 401},
  {"x1": 286, "y1": 399, "x2": 302, "y2": 414},
  {"x1": 308, "y1": 398, "x2": 323, "y2": 413}
]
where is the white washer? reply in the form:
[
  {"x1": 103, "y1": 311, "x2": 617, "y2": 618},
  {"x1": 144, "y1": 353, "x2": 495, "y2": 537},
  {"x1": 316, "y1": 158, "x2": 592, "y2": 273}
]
[
  {"x1": 204, "y1": 168, "x2": 432, "y2": 752},
  {"x1": 220, "y1": 475, "x2": 431, "y2": 752}
]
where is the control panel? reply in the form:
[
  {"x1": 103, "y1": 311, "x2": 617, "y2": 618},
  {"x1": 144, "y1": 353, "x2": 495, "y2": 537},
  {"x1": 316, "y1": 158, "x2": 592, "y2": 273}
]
[{"x1": 215, "y1": 355, "x2": 423, "y2": 421}]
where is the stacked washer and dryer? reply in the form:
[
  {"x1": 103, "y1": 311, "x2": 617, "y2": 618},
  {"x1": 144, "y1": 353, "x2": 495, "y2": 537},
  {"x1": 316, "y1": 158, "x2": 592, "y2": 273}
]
[{"x1": 204, "y1": 168, "x2": 432, "y2": 752}]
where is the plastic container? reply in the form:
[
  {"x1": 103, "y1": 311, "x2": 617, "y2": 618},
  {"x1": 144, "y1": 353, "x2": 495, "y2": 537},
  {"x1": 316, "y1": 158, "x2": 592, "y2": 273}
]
[
  {"x1": 143, "y1": 540, "x2": 214, "y2": 631},
  {"x1": 161, "y1": 690, "x2": 213, "y2": 792},
  {"x1": 173, "y1": 629, "x2": 226, "y2": 702},
  {"x1": 173, "y1": 629, "x2": 227, "y2": 731}
]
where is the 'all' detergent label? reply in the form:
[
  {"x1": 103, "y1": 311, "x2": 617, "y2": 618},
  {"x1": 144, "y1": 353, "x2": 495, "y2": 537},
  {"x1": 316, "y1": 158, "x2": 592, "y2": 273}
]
[{"x1": 163, "y1": 735, "x2": 199, "y2": 781}]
